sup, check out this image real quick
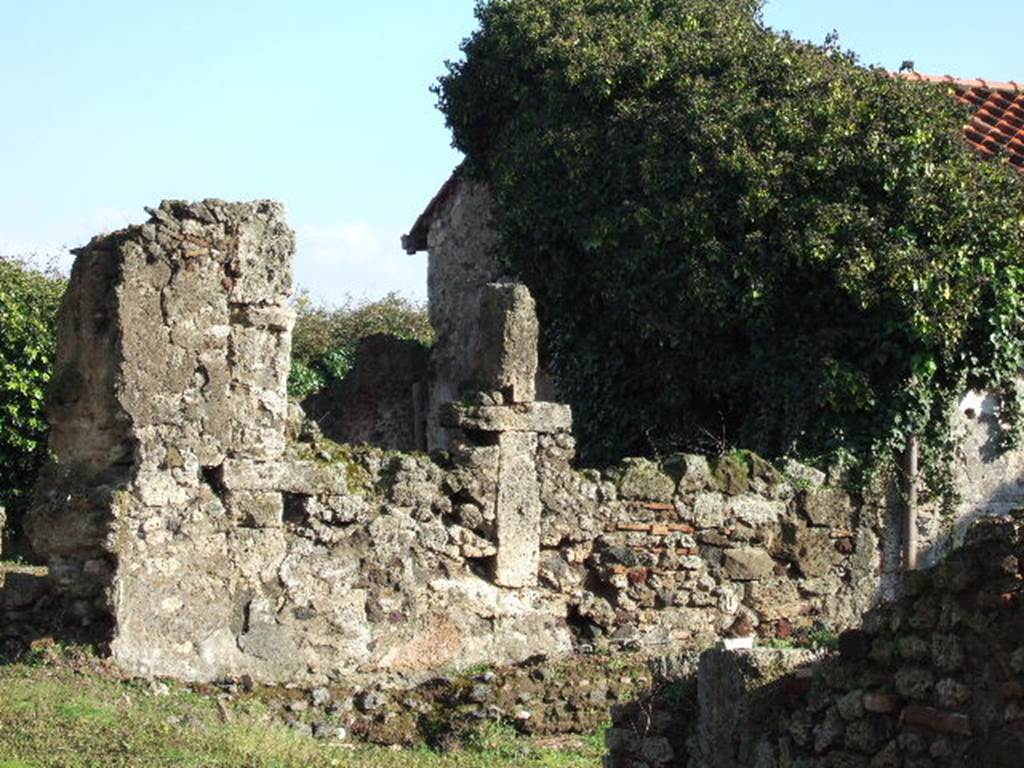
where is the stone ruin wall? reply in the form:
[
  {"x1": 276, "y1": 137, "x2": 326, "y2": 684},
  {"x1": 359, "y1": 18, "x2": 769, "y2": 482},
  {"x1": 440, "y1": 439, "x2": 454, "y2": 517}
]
[
  {"x1": 429, "y1": 177, "x2": 1024, "y2": 563},
  {"x1": 302, "y1": 334, "x2": 430, "y2": 452},
  {"x1": 24, "y1": 199, "x2": 893, "y2": 686},
  {"x1": 421, "y1": 177, "x2": 502, "y2": 452},
  {"x1": 607, "y1": 510, "x2": 1024, "y2": 768},
  {"x1": 27, "y1": 200, "x2": 299, "y2": 676}
]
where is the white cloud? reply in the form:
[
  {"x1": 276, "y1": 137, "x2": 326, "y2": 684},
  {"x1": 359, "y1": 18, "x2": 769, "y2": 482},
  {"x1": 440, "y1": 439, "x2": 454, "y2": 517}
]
[{"x1": 294, "y1": 222, "x2": 427, "y2": 305}]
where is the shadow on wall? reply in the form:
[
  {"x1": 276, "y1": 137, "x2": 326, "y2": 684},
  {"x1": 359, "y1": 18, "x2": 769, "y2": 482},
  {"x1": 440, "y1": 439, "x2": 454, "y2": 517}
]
[{"x1": 0, "y1": 565, "x2": 112, "y2": 663}]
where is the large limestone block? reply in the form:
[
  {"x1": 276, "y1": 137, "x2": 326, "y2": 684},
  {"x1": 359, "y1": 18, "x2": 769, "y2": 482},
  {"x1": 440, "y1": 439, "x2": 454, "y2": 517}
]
[
  {"x1": 722, "y1": 548, "x2": 776, "y2": 581},
  {"x1": 440, "y1": 401, "x2": 572, "y2": 434},
  {"x1": 495, "y1": 431, "x2": 542, "y2": 588},
  {"x1": 475, "y1": 282, "x2": 539, "y2": 403}
]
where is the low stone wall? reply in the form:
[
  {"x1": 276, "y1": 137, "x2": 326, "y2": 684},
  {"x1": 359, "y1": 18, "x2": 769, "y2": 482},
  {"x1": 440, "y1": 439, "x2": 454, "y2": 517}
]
[
  {"x1": 201, "y1": 651, "x2": 654, "y2": 747},
  {"x1": 564, "y1": 451, "x2": 889, "y2": 649},
  {"x1": 608, "y1": 510, "x2": 1024, "y2": 767},
  {"x1": 24, "y1": 199, "x2": 887, "y2": 686},
  {"x1": 776, "y1": 511, "x2": 1024, "y2": 768}
]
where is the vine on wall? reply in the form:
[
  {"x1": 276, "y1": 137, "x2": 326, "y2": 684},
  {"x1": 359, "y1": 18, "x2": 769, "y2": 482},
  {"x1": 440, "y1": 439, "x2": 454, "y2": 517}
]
[{"x1": 436, "y1": 0, "x2": 1024, "y2": 487}]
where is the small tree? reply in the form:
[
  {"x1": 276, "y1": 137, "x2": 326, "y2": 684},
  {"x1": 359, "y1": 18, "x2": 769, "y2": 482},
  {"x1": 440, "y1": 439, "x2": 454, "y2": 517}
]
[{"x1": 437, "y1": 0, "x2": 1024, "y2": 477}]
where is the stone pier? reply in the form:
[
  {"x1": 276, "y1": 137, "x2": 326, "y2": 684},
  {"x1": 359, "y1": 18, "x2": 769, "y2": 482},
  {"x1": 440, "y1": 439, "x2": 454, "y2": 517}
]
[{"x1": 442, "y1": 282, "x2": 572, "y2": 588}]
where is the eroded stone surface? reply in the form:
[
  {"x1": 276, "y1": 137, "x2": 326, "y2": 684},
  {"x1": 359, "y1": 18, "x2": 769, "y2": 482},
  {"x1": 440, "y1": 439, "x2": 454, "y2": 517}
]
[
  {"x1": 495, "y1": 431, "x2": 542, "y2": 588},
  {"x1": 475, "y1": 282, "x2": 539, "y2": 404},
  {"x1": 440, "y1": 401, "x2": 573, "y2": 434}
]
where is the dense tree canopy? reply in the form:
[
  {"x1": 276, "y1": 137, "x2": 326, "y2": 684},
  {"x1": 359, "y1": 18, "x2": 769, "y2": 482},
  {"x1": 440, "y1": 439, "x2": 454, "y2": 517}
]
[{"x1": 436, "y1": 0, "x2": 1024, "y2": 474}]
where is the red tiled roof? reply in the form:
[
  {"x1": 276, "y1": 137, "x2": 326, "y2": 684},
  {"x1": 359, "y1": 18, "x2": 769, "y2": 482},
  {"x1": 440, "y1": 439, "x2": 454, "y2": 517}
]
[{"x1": 898, "y1": 72, "x2": 1024, "y2": 172}]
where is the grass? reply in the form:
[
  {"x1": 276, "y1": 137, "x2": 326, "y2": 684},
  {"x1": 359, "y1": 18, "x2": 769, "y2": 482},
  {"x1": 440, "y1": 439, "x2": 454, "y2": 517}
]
[{"x1": 0, "y1": 661, "x2": 605, "y2": 768}]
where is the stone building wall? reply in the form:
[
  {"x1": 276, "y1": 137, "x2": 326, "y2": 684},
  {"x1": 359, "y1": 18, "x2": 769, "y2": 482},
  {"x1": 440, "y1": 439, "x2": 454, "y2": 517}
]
[
  {"x1": 422, "y1": 178, "x2": 504, "y2": 450},
  {"x1": 25, "y1": 200, "x2": 889, "y2": 685},
  {"x1": 913, "y1": 390, "x2": 1024, "y2": 567},
  {"x1": 302, "y1": 334, "x2": 430, "y2": 452}
]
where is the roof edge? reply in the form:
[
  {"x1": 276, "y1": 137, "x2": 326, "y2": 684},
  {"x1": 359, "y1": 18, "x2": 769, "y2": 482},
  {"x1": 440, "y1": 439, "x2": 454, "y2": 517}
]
[
  {"x1": 894, "y1": 71, "x2": 1022, "y2": 93},
  {"x1": 401, "y1": 164, "x2": 466, "y2": 255}
]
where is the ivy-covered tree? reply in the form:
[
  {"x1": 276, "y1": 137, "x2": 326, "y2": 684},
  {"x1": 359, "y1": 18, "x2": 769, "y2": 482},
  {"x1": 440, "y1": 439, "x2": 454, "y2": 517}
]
[
  {"x1": 0, "y1": 257, "x2": 66, "y2": 535},
  {"x1": 436, "y1": 0, "x2": 1024, "y2": 474}
]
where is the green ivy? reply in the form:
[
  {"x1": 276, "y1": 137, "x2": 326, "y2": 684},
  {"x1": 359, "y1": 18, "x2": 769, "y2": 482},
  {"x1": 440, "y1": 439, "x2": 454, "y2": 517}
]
[
  {"x1": 0, "y1": 257, "x2": 66, "y2": 535},
  {"x1": 436, "y1": 0, "x2": 1024, "y2": 480}
]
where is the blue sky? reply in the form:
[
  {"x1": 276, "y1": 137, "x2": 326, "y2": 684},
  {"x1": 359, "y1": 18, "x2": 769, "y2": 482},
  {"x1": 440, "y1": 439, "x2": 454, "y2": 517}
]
[{"x1": 1, "y1": 1, "x2": 1019, "y2": 304}]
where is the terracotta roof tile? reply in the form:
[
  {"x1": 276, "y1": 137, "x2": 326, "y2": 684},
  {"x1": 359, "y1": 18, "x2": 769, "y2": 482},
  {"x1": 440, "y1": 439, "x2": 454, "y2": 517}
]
[{"x1": 897, "y1": 72, "x2": 1024, "y2": 173}]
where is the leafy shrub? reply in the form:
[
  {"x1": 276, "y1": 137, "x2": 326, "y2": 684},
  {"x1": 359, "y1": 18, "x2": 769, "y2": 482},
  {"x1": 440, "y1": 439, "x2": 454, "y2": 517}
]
[
  {"x1": 0, "y1": 257, "x2": 66, "y2": 534},
  {"x1": 436, "y1": 0, "x2": 1024, "y2": 473},
  {"x1": 289, "y1": 292, "x2": 433, "y2": 397}
]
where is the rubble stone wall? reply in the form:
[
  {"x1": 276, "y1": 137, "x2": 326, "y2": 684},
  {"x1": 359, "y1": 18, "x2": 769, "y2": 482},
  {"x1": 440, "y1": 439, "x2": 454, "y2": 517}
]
[{"x1": 607, "y1": 511, "x2": 1024, "y2": 768}]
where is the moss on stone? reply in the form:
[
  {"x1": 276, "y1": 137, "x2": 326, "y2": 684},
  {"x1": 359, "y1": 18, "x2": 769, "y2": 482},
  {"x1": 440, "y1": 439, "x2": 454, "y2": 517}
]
[
  {"x1": 712, "y1": 452, "x2": 751, "y2": 495},
  {"x1": 613, "y1": 457, "x2": 677, "y2": 502},
  {"x1": 288, "y1": 437, "x2": 381, "y2": 497},
  {"x1": 712, "y1": 450, "x2": 784, "y2": 495}
]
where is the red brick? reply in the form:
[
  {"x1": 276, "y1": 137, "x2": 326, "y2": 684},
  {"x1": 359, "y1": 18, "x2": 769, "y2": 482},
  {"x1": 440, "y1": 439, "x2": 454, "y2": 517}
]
[
  {"x1": 627, "y1": 568, "x2": 649, "y2": 585},
  {"x1": 667, "y1": 523, "x2": 695, "y2": 534},
  {"x1": 640, "y1": 502, "x2": 675, "y2": 511},
  {"x1": 901, "y1": 704, "x2": 972, "y2": 736},
  {"x1": 616, "y1": 523, "x2": 651, "y2": 533}
]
